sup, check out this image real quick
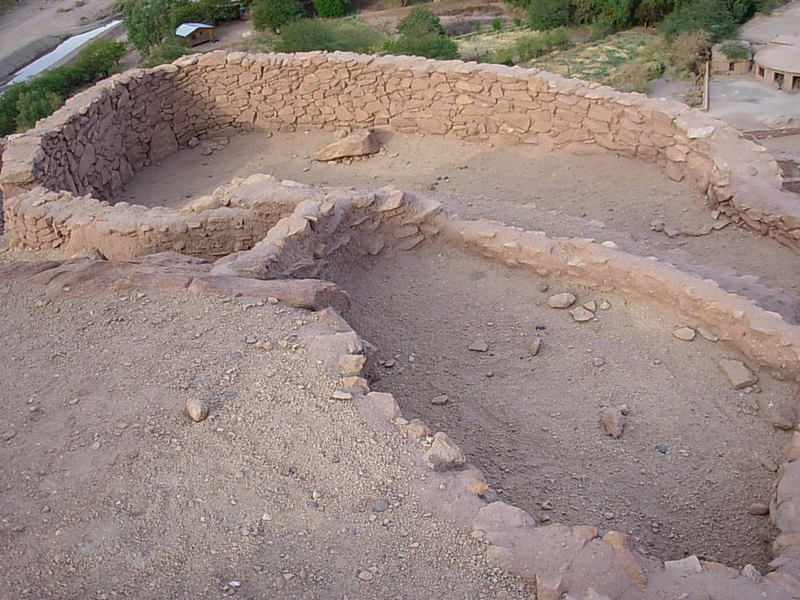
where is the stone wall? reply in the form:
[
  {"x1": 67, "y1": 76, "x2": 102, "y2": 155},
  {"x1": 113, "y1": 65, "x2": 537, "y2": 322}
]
[{"x1": 1, "y1": 50, "x2": 799, "y2": 250}]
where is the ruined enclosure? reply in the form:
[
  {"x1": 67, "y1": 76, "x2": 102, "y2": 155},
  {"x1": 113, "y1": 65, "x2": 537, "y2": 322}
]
[{"x1": 4, "y1": 50, "x2": 800, "y2": 599}]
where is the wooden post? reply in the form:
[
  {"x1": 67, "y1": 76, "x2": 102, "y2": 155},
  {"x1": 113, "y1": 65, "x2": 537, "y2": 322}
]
[{"x1": 702, "y1": 60, "x2": 710, "y2": 111}]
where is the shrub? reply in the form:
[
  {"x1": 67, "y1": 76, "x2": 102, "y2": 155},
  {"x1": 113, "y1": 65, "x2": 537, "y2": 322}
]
[
  {"x1": 719, "y1": 39, "x2": 748, "y2": 59},
  {"x1": 143, "y1": 39, "x2": 189, "y2": 66},
  {"x1": 491, "y1": 17, "x2": 502, "y2": 30},
  {"x1": 528, "y1": 0, "x2": 570, "y2": 30},
  {"x1": 251, "y1": 0, "x2": 304, "y2": 32},
  {"x1": 15, "y1": 88, "x2": 63, "y2": 131},
  {"x1": 658, "y1": 0, "x2": 737, "y2": 41},
  {"x1": 396, "y1": 7, "x2": 445, "y2": 38},
  {"x1": 277, "y1": 18, "x2": 384, "y2": 52},
  {"x1": 122, "y1": 0, "x2": 183, "y2": 55},
  {"x1": 513, "y1": 16, "x2": 522, "y2": 26},
  {"x1": 385, "y1": 32, "x2": 459, "y2": 59},
  {"x1": 588, "y1": 13, "x2": 615, "y2": 39},
  {"x1": 611, "y1": 59, "x2": 663, "y2": 91},
  {"x1": 0, "y1": 39, "x2": 125, "y2": 136},
  {"x1": 514, "y1": 26, "x2": 571, "y2": 60},
  {"x1": 666, "y1": 29, "x2": 712, "y2": 72},
  {"x1": 313, "y1": 0, "x2": 345, "y2": 17}
]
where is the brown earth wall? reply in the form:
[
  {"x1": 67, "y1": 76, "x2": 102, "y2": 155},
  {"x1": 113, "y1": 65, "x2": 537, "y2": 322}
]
[{"x1": 1, "y1": 50, "x2": 799, "y2": 251}]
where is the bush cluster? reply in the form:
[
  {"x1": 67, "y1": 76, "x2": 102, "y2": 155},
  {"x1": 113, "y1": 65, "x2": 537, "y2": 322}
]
[
  {"x1": 383, "y1": 7, "x2": 459, "y2": 59},
  {"x1": 275, "y1": 18, "x2": 384, "y2": 52},
  {"x1": 0, "y1": 38, "x2": 125, "y2": 135},
  {"x1": 122, "y1": 0, "x2": 245, "y2": 56}
]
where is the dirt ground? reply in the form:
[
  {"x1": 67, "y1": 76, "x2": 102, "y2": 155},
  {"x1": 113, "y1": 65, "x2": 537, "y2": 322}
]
[
  {"x1": 322, "y1": 241, "x2": 790, "y2": 570},
  {"x1": 0, "y1": 282, "x2": 532, "y2": 599},
  {"x1": 118, "y1": 129, "x2": 800, "y2": 324}
]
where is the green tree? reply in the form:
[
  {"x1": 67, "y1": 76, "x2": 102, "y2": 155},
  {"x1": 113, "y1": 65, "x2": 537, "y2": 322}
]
[
  {"x1": 396, "y1": 7, "x2": 446, "y2": 38},
  {"x1": 313, "y1": 0, "x2": 345, "y2": 18},
  {"x1": 122, "y1": 0, "x2": 183, "y2": 55},
  {"x1": 659, "y1": 0, "x2": 737, "y2": 40},
  {"x1": 251, "y1": 0, "x2": 304, "y2": 31},
  {"x1": 528, "y1": 0, "x2": 570, "y2": 30}
]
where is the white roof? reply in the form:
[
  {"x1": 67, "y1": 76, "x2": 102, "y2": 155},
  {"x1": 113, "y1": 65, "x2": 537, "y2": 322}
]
[
  {"x1": 755, "y1": 36, "x2": 800, "y2": 74},
  {"x1": 175, "y1": 23, "x2": 214, "y2": 36}
]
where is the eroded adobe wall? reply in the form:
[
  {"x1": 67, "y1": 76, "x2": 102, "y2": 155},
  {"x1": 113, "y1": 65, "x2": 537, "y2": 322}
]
[{"x1": 1, "y1": 50, "x2": 799, "y2": 251}]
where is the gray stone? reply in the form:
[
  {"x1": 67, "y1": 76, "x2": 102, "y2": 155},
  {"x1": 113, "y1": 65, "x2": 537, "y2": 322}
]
[
  {"x1": 548, "y1": 292, "x2": 576, "y2": 309},
  {"x1": 747, "y1": 503, "x2": 769, "y2": 516},
  {"x1": 468, "y1": 340, "x2": 489, "y2": 352},
  {"x1": 741, "y1": 564, "x2": 762, "y2": 583},
  {"x1": 528, "y1": 337, "x2": 542, "y2": 357},
  {"x1": 570, "y1": 306, "x2": 594, "y2": 322},
  {"x1": 186, "y1": 398, "x2": 209, "y2": 422},
  {"x1": 423, "y1": 432, "x2": 466, "y2": 471},
  {"x1": 664, "y1": 555, "x2": 702, "y2": 573},
  {"x1": 430, "y1": 395, "x2": 449, "y2": 406},
  {"x1": 245, "y1": 335, "x2": 257, "y2": 344},
  {"x1": 374, "y1": 498, "x2": 390, "y2": 512}
]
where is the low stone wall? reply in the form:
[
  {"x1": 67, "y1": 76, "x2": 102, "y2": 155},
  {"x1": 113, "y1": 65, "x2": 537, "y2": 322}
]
[{"x1": 1, "y1": 50, "x2": 798, "y2": 250}]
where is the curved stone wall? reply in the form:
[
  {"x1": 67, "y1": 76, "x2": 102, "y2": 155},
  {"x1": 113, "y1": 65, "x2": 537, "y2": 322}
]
[{"x1": 1, "y1": 50, "x2": 799, "y2": 250}]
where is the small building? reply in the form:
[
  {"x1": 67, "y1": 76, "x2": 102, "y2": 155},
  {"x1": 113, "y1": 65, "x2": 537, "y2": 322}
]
[
  {"x1": 175, "y1": 23, "x2": 216, "y2": 47},
  {"x1": 710, "y1": 42, "x2": 751, "y2": 76},
  {"x1": 753, "y1": 35, "x2": 800, "y2": 93}
]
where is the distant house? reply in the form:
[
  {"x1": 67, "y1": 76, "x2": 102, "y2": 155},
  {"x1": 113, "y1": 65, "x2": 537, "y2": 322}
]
[
  {"x1": 710, "y1": 43, "x2": 751, "y2": 76},
  {"x1": 175, "y1": 23, "x2": 216, "y2": 46},
  {"x1": 753, "y1": 35, "x2": 800, "y2": 93}
]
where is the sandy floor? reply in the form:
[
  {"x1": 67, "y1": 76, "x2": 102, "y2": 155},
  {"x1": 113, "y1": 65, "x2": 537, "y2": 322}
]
[
  {"x1": 322, "y1": 242, "x2": 789, "y2": 570},
  {"x1": 118, "y1": 130, "x2": 800, "y2": 324},
  {"x1": 708, "y1": 76, "x2": 800, "y2": 131},
  {"x1": 0, "y1": 283, "x2": 531, "y2": 599},
  {"x1": 740, "y1": 0, "x2": 800, "y2": 45}
]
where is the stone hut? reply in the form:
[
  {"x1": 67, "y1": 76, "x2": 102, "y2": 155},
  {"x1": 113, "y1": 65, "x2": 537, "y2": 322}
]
[
  {"x1": 754, "y1": 35, "x2": 800, "y2": 93},
  {"x1": 710, "y1": 42, "x2": 751, "y2": 76}
]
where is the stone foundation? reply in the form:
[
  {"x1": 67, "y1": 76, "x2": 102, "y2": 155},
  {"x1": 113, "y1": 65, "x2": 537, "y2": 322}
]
[{"x1": 0, "y1": 50, "x2": 798, "y2": 251}]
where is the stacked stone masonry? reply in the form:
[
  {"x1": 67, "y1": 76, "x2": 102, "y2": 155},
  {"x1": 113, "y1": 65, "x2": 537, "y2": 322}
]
[
  {"x1": 0, "y1": 50, "x2": 798, "y2": 250},
  {"x1": 4, "y1": 50, "x2": 800, "y2": 599}
]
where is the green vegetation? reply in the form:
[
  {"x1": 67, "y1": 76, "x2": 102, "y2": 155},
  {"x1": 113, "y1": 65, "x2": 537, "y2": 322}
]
[
  {"x1": 0, "y1": 38, "x2": 125, "y2": 136},
  {"x1": 251, "y1": 0, "x2": 304, "y2": 31},
  {"x1": 530, "y1": 30, "x2": 659, "y2": 84},
  {"x1": 312, "y1": 0, "x2": 345, "y2": 18},
  {"x1": 383, "y1": 7, "x2": 459, "y2": 59},
  {"x1": 658, "y1": 0, "x2": 737, "y2": 41},
  {"x1": 521, "y1": 0, "x2": 763, "y2": 42},
  {"x1": 513, "y1": 27, "x2": 571, "y2": 60},
  {"x1": 719, "y1": 38, "x2": 749, "y2": 58},
  {"x1": 122, "y1": 0, "x2": 244, "y2": 56},
  {"x1": 528, "y1": 0, "x2": 570, "y2": 30},
  {"x1": 276, "y1": 18, "x2": 385, "y2": 52}
]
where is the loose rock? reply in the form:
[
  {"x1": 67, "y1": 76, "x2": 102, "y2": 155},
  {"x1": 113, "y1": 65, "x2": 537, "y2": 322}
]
[
  {"x1": 430, "y1": 395, "x2": 449, "y2": 406},
  {"x1": 186, "y1": 398, "x2": 209, "y2": 422},
  {"x1": 548, "y1": 292, "x2": 576, "y2": 309},
  {"x1": 569, "y1": 307, "x2": 594, "y2": 322},
  {"x1": 468, "y1": 340, "x2": 489, "y2": 352},
  {"x1": 747, "y1": 503, "x2": 769, "y2": 516},
  {"x1": 601, "y1": 407, "x2": 625, "y2": 438},
  {"x1": 718, "y1": 359, "x2": 757, "y2": 390},
  {"x1": 672, "y1": 327, "x2": 696, "y2": 341},
  {"x1": 664, "y1": 555, "x2": 702, "y2": 573},
  {"x1": 423, "y1": 432, "x2": 466, "y2": 471},
  {"x1": 313, "y1": 130, "x2": 380, "y2": 161},
  {"x1": 528, "y1": 337, "x2": 542, "y2": 357}
]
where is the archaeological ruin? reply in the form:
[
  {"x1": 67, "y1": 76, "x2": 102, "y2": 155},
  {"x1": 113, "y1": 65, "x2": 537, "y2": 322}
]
[{"x1": 3, "y1": 50, "x2": 800, "y2": 599}]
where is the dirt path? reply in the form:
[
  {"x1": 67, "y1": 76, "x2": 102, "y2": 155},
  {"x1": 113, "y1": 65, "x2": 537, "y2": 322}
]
[
  {"x1": 117, "y1": 130, "x2": 800, "y2": 323},
  {"x1": 320, "y1": 241, "x2": 789, "y2": 570},
  {"x1": 0, "y1": 282, "x2": 531, "y2": 599}
]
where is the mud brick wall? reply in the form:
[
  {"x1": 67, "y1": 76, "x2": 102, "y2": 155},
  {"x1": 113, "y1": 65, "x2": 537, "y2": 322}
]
[{"x1": 1, "y1": 50, "x2": 798, "y2": 252}]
